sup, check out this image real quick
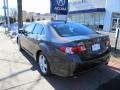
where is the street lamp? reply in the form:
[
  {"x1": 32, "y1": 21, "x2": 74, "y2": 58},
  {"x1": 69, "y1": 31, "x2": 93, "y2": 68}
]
[{"x1": 6, "y1": 0, "x2": 10, "y2": 31}]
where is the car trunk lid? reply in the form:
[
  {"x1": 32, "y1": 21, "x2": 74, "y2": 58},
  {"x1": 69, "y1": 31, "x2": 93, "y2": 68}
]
[{"x1": 63, "y1": 34, "x2": 110, "y2": 60}]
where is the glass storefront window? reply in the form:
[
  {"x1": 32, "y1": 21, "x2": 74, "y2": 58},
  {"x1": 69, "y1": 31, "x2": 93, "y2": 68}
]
[
  {"x1": 84, "y1": 14, "x2": 89, "y2": 25},
  {"x1": 69, "y1": 12, "x2": 105, "y2": 30},
  {"x1": 79, "y1": 14, "x2": 84, "y2": 24},
  {"x1": 94, "y1": 13, "x2": 100, "y2": 25},
  {"x1": 99, "y1": 13, "x2": 105, "y2": 25},
  {"x1": 76, "y1": 15, "x2": 79, "y2": 23}
]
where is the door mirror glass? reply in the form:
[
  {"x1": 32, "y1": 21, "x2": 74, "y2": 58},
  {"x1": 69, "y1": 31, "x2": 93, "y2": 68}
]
[{"x1": 18, "y1": 29, "x2": 24, "y2": 34}]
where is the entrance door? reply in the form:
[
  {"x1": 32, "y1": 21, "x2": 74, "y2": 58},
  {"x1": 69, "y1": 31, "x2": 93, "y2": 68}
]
[
  {"x1": 118, "y1": 19, "x2": 120, "y2": 28},
  {"x1": 112, "y1": 18, "x2": 120, "y2": 31}
]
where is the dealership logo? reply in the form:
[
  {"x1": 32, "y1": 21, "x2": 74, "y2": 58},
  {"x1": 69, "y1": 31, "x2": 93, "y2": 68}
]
[{"x1": 56, "y1": 0, "x2": 65, "y2": 6}]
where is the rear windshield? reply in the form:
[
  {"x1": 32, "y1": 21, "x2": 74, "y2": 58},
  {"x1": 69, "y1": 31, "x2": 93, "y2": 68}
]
[{"x1": 51, "y1": 22, "x2": 96, "y2": 37}]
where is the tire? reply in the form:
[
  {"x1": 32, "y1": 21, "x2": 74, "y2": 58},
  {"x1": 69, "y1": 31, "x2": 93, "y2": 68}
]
[
  {"x1": 105, "y1": 62, "x2": 108, "y2": 65},
  {"x1": 38, "y1": 53, "x2": 51, "y2": 76},
  {"x1": 18, "y1": 39, "x2": 23, "y2": 51}
]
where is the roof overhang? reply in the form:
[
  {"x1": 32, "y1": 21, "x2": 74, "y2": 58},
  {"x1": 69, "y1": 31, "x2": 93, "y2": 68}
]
[{"x1": 69, "y1": 8, "x2": 106, "y2": 14}]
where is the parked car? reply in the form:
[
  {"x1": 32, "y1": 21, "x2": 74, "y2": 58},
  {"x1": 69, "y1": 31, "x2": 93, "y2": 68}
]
[{"x1": 17, "y1": 20, "x2": 111, "y2": 77}]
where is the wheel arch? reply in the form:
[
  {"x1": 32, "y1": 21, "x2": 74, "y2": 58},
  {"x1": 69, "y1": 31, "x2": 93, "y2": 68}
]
[
  {"x1": 35, "y1": 43, "x2": 51, "y2": 63},
  {"x1": 36, "y1": 50, "x2": 42, "y2": 63}
]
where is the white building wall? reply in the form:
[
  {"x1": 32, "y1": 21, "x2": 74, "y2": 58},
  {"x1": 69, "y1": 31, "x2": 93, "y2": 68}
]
[
  {"x1": 103, "y1": 0, "x2": 120, "y2": 31},
  {"x1": 70, "y1": 0, "x2": 106, "y2": 11}
]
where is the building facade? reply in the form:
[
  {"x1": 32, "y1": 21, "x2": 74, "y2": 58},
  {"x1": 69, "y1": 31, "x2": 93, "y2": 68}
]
[
  {"x1": 22, "y1": 11, "x2": 55, "y2": 22},
  {"x1": 69, "y1": 0, "x2": 120, "y2": 32},
  {"x1": 34, "y1": 13, "x2": 55, "y2": 21}
]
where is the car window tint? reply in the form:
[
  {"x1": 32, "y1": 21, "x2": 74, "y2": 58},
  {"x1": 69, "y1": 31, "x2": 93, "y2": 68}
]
[
  {"x1": 51, "y1": 22, "x2": 96, "y2": 37},
  {"x1": 25, "y1": 23, "x2": 35, "y2": 33},
  {"x1": 33, "y1": 24, "x2": 43, "y2": 34}
]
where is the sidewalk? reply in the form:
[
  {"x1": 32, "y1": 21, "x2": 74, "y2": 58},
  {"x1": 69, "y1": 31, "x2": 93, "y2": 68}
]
[{"x1": 0, "y1": 32, "x2": 54, "y2": 90}]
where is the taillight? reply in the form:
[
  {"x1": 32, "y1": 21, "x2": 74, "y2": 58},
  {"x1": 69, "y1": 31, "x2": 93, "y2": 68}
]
[{"x1": 59, "y1": 46, "x2": 86, "y2": 54}]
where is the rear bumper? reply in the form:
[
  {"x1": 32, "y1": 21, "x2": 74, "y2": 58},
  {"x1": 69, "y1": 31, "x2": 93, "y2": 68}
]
[
  {"x1": 82, "y1": 50, "x2": 110, "y2": 63},
  {"x1": 74, "y1": 52, "x2": 110, "y2": 73},
  {"x1": 49, "y1": 48, "x2": 111, "y2": 77}
]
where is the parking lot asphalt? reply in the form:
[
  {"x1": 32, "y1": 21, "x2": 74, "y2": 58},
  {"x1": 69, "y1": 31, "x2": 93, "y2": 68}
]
[{"x1": 0, "y1": 31, "x2": 120, "y2": 90}]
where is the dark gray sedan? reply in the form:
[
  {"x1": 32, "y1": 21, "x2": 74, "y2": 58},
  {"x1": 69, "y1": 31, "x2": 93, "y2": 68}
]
[{"x1": 17, "y1": 21, "x2": 111, "y2": 77}]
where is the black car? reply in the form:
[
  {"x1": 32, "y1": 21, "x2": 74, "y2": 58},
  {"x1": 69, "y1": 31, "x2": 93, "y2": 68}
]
[{"x1": 17, "y1": 20, "x2": 111, "y2": 77}]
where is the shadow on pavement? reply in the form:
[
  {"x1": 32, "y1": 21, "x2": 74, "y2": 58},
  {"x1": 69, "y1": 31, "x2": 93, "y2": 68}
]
[
  {"x1": 111, "y1": 48, "x2": 120, "y2": 58},
  {"x1": 21, "y1": 50, "x2": 120, "y2": 90},
  {"x1": 0, "y1": 68, "x2": 31, "y2": 82},
  {"x1": 21, "y1": 50, "x2": 40, "y2": 71},
  {"x1": 96, "y1": 75, "x2": 120, "y2": 90}
]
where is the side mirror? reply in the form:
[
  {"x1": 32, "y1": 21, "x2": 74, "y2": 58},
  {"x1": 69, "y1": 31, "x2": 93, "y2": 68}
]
[{"x1": 18, "y1": 28, "x2": 24, "y2": 34}]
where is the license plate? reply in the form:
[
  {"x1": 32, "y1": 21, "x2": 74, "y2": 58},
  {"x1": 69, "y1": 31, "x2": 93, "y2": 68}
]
[{"x1": 92, "y1": 44, "x2": 100, "y2": 51}]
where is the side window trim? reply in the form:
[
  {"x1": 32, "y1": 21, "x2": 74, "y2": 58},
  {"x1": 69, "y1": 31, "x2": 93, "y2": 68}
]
[
  {"x1": 31, "y1": 23, "x2": 37, "y2": 33},
  {"x1": 40, "y1": 23, "x2": 46, "y2": 35},
  {"x1": 32, "y1": 23, "x2": 44, "y2": 34},
  {"x1": 40, "y1": 28, "x2": 46, "y2": 35}
]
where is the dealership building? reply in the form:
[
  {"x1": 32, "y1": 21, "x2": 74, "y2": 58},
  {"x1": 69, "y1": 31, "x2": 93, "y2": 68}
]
[{"x1": 69, "y1": 0, "x2": 120, "y2": 32}]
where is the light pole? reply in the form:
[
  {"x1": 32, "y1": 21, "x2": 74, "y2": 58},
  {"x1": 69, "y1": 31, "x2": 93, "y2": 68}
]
[
  {"x1": 3, "y1": 0, "x2": 10, "y2": 32},
  {"x1": 6, "y1": 0, "x2": 10, "y2": 31},
  {"x1": 3, "y1": 0, "x2": 7, "y2": 32}
]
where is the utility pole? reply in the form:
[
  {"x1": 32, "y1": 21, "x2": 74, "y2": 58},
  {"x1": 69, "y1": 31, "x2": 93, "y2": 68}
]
[{"x1": 17, "y1": 0, "x2": 23, "y2": 29}]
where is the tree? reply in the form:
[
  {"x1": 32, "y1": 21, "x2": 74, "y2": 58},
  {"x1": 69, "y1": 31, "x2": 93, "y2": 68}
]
[
  {"x1": 10, "y1": 8, "x2": 17, "y2": 19},
  {"x1": 26, "y1": 18, "x2": 30, "y2": 22},
  {"x1": 9, "y1": 17, "x2": 14, "y2": 24},
  {"x1": 10, "y1": 8, "x2": 17, "y2": 22},
  {"x1": 42, "y1": 18, "x2": 45, "y2": 20},
  {"x1": 17, "y1": 0, "x2": 23, "y2": 29}
]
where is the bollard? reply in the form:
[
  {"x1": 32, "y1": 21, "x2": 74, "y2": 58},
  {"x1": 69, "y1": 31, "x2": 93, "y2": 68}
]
[{"x1": 115, "y1": 28, "x2": 120, "y2": 50}]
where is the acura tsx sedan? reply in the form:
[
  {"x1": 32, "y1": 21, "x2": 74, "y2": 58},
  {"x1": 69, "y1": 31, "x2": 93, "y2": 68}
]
[{"x1": 17, "y1": 20, "x2": 111, "y2": 77}]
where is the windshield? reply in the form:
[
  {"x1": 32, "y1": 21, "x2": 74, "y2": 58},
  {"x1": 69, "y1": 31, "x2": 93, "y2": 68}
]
[{"x1": 51, "y1": 22, "x2": 96, "y2": 37}]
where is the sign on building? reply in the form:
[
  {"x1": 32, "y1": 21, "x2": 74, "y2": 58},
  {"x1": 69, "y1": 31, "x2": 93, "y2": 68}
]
[{"x1": 50, "y1": 0, "x2": 68, "y2": 15}]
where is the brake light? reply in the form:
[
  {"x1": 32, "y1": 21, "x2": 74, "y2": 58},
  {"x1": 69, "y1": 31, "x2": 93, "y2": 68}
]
[{"x1": 59, "y1": 46, "x2": 86, "y2": 54}]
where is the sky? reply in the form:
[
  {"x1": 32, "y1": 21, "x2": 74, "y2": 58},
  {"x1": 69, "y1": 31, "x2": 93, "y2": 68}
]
[{"x1": 0, "y1": 0, "x2": 50, "y2": 15}]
